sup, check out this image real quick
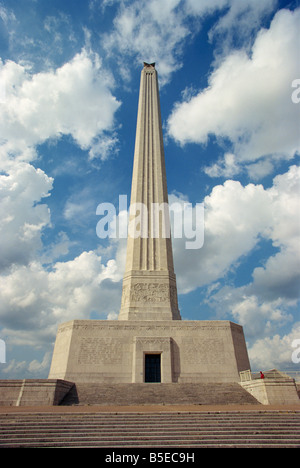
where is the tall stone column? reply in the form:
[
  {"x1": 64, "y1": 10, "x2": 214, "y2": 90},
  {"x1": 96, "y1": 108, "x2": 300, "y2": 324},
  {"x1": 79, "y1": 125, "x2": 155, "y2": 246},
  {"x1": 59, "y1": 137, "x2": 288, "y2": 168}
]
[{"x1": 118, "y1": 63, "x2": 181, "y2": 321}]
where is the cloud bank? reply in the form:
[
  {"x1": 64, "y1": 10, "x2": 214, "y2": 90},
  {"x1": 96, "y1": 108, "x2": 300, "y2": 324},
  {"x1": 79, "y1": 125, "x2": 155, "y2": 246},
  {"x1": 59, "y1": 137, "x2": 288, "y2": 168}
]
[
  {"x1": 167, "y1": 8, "x2": 300, "y2": 178},
  {"x1": 0, "y1": 48, "x2": 120, "y2": 161}
]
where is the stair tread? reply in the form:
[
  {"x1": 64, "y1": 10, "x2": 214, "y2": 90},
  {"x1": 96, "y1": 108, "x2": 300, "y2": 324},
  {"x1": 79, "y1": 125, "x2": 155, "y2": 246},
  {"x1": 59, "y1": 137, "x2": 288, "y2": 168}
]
[
  {"x1": 0, "y1": 410, "x2": 299, "y2": 448},
  {"x1": 60, "y1": 382, "x2": 259, "y2": 406}
]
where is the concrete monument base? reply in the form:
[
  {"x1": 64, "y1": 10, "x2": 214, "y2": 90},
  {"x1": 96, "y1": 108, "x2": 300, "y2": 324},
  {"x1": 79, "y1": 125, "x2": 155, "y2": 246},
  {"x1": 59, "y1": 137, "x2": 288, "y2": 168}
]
[
  {"x1": 48, "y1": 319, "x2": 250, "y2": 384},
  {"x1": 0, "y1": 379, "x2": 74, "y2": 406},
  {"x1": 239, "y1": 370, "x2": 300, "y2": 405}
]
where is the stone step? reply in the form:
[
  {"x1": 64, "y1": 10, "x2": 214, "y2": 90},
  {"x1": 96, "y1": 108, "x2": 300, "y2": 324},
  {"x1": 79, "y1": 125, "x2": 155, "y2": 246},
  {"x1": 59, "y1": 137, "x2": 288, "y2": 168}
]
[
  {"x1": 1, "y1": 436, "x2": 300, "y2": 446},
  {"x1": 61, "y1": 382, "x2": 259, "y2": 406},
  {"x1": 2, "y1": 420, "x2": 299, "y2": 428},
  {"x1": 1, "y1": 414, "x2": 299, "y2": 424},
  {"x1": 1, "y1": 414, "x2": 299, "y2": 426},
  {"x1": 0, "y1": 411, "x2": 299, "y2": 448},
  {"x1": 1, "y1": 412, "x2": 299, "y2": 421},
  {"x1": 1, "y1": 429, "x2": 299, "y2": 439}
]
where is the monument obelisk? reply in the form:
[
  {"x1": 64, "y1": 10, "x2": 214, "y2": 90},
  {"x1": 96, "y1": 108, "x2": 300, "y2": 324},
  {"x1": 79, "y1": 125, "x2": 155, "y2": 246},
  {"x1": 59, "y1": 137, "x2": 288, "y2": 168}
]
[
  {"x1": 119, "y1": 63, "x2": 181, "y2": 321},
  {"x1": 48, "y1": 63, "x2": 251, "y2": 385}
]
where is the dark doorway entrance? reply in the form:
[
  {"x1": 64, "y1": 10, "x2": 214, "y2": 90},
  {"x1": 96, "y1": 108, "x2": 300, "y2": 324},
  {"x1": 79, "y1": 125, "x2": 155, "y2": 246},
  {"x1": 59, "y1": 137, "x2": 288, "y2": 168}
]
[{"x1": 145, "y1": 354, "x2": 161, "y2": 382}]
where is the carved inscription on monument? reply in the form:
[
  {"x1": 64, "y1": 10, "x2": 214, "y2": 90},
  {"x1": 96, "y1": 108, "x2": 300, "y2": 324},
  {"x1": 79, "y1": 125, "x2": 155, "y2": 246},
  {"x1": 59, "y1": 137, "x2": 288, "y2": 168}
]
[
  {"x1": 78, "y1": 337, "x2": 121, "y2": 365},
  {"x1": 121, "y1": 283, "x2": 178, "y2": 306}
]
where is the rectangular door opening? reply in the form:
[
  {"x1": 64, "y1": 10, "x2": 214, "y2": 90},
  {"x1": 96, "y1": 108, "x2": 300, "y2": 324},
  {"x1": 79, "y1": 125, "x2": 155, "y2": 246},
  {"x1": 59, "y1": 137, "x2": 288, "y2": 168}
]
[{"x1": 145, "y1": 354, "x2": 161, "y2": 383}]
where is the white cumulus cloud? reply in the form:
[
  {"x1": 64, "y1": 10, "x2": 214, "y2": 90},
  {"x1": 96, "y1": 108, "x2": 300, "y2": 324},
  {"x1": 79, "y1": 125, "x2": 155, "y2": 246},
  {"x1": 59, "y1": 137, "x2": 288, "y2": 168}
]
[
  {"x1": 248, "y1": 323, "x2": 300, "y2": 370},
  {"x1": 102, "y1": 0, "x2": 189, "y2": 85},
  {"x1": 0, "y1": 48, "x2": 121, "y2": 161},
  {"x1": 0, "y1": 161, "x2": 53, "y2": 271},
  {"x1": 167, "y1": 8, "x2": 300, "y2": 177},
  {"x1": 173, "y1": 166, "x2": 300, "y2": 339},
  {"x1": 0, "y1": 250, "x2": 123, "y2": 352}
]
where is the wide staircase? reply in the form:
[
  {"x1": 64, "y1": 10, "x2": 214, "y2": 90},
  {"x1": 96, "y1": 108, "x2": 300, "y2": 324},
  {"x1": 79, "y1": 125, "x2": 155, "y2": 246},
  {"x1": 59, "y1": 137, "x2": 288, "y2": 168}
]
[
  {"x1": 0, "y1": 411, "x2": 299, "y2": 448},
  {"x1": 60, "y1": 382, "x2": 259, "y2": 406}
]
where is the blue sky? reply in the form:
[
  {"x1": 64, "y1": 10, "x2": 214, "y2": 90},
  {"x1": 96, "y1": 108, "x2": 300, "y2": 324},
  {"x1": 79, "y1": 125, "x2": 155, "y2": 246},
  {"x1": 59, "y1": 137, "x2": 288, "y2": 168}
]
[{"x1": 0, "y1": 0, "x2": 299, "y2": 378}]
